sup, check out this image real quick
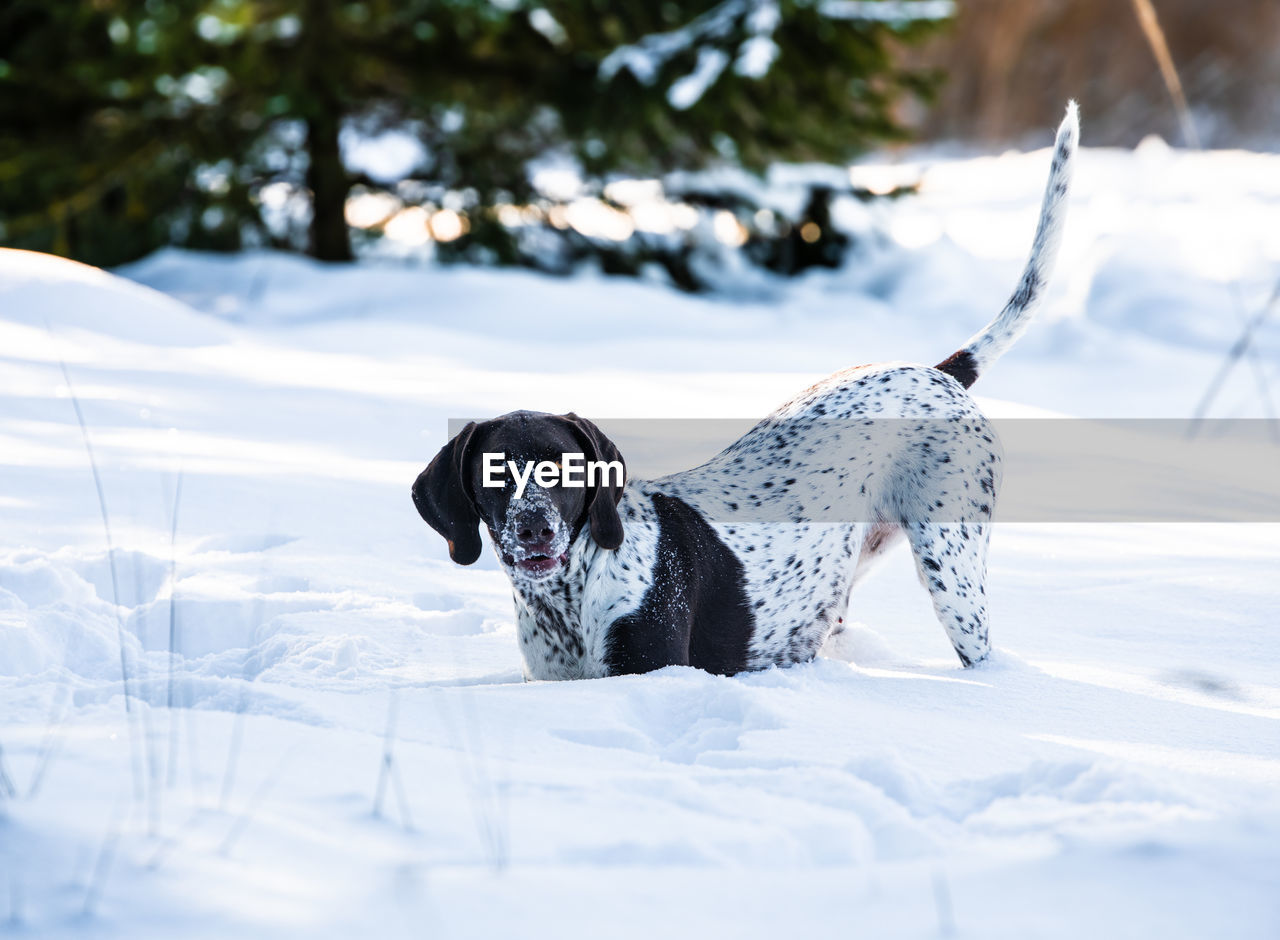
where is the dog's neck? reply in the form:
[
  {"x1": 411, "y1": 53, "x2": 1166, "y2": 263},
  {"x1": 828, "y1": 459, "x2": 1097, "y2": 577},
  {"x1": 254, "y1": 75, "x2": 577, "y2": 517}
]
[{"x1": 506, "y1": 530, "x2": 606, "y2": 677}]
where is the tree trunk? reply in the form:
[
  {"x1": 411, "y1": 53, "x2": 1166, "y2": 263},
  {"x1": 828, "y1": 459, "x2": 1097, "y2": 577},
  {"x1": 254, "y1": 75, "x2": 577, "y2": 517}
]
[{"x1": 306, "y1": 112, "x2": 352, "y2": 261}]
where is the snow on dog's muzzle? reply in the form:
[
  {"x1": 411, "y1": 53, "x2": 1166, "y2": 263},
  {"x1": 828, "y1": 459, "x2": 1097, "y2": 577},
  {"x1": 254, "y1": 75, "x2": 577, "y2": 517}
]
[{"x1": 498, "y1": 487, "x2": 571, "y2": 579}]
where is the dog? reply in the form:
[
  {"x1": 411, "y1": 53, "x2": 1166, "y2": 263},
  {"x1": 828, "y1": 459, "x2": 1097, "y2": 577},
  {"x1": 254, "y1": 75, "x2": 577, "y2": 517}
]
[{"x1": 413, "y1": 104, "x2": 1078, "y2": 680}]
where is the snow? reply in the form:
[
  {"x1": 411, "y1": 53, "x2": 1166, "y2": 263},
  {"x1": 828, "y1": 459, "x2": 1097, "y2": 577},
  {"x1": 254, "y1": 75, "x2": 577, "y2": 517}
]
[
  {"x1": 736, "y1": 3, "x2": 781, "y2": 78},
  {"x1": 340, "y1": 126, "x2": 427, "y2": 185},
  {"x1": 668, "y1": 48, "x2": 730, "y2": 110},
  {"x1": 599, "y1": 1, "x2": 750, "y2": 87},
  {"x1": 734, "y1": 35, "x2": 779, "y2": 79},
  {"x1": 3, "y1": 138, "x2": 1280, "y2": 937},
  {"x1": 820, "y1": 0, "x2": 956, "y2": 23}
]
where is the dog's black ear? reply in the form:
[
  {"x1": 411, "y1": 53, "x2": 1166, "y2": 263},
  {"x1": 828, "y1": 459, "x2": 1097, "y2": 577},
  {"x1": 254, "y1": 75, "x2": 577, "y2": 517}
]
[
  {"x1": 412, "y1": 422, "x2": 484, "y2": 565},
  {"x1": 562, "y1": 413, "x2": 626, "y2": 551}
]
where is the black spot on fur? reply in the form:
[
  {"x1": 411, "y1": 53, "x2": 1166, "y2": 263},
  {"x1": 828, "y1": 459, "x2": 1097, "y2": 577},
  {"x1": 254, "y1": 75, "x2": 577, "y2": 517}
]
[{"x1": 1009, "y1": 269, "x2": 1040, "y2": 309}]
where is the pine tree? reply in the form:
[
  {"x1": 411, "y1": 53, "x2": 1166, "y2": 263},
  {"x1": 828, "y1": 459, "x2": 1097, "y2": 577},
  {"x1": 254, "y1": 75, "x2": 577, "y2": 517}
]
[
  {"x1": 0, "y1": 0, "x2": 947, "y2": 267},
  {"x1": 0, "y1": 1, "x2": 221, "y2": 264}
]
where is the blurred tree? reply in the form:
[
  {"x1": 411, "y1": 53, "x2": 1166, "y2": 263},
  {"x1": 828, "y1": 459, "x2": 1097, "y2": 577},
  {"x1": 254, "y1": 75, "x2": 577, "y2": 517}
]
[
  {"x1": 0, "y1": 0, "x2": 946, "y2": 267},
  {"x1": 0, "y1": 1, "x2": 224, "y2": 264}
]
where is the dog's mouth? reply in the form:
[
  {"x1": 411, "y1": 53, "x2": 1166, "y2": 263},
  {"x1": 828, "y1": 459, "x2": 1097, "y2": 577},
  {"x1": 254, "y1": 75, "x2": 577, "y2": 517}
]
[{"x1": 508, "y1": 552, "x2": 568, "y2": 577}]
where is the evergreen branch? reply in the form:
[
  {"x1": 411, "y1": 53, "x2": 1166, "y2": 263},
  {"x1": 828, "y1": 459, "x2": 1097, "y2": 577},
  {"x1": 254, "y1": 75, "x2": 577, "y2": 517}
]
[{"x1": 2, "y1": 139, "x2": 166, "y2": 241}]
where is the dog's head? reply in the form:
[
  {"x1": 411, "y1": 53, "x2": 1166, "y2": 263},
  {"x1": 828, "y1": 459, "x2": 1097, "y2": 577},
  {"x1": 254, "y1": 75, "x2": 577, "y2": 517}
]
[{"x1": 412, "y1": 411, "x2": 626, "y2": 582}]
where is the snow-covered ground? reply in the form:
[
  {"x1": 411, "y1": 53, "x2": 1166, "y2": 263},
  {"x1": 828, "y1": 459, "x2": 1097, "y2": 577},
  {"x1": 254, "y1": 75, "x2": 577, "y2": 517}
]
[{"x1": 2, "y1": 139, "x2": 1279, "y2": 937}]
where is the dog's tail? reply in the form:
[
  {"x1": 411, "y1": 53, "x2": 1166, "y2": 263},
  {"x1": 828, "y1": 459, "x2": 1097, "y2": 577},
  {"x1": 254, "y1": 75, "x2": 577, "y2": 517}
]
[{"x1": 935, "y1": 102, "x2": 1079, "y2": 388}]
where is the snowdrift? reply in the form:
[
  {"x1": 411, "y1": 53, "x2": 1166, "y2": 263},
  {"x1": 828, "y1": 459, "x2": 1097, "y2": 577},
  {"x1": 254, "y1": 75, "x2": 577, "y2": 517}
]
[{"x1": 2, "y1": 137, "x2": 1279, "y2": 938}]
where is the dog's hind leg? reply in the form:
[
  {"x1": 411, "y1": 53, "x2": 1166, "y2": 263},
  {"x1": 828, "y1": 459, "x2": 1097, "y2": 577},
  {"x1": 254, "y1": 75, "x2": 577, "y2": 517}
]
[{"x1": 904, "y1": 521, "x2": 992, "y2": 667}]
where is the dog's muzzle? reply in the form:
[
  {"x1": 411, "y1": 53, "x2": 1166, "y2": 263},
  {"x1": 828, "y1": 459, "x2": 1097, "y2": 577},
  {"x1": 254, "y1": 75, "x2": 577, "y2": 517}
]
[{"x1": 500, "y1": 499, "x2": 570, "y2": 580}]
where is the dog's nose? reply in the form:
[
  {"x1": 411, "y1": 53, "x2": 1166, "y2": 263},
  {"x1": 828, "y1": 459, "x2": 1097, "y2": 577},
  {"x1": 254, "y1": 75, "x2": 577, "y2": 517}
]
[
  {"x1": 516, "y1": 522, "x2": 555, "y2": 545},
  {"x1": 514, "y1": 511, "x2": 555, "y2": 546}
]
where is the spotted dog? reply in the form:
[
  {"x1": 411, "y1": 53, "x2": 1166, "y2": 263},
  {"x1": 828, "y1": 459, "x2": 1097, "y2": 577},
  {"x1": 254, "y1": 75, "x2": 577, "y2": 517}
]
[{"x1": 413, "y1": 104, "x2": 1078, "y2": 680}]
